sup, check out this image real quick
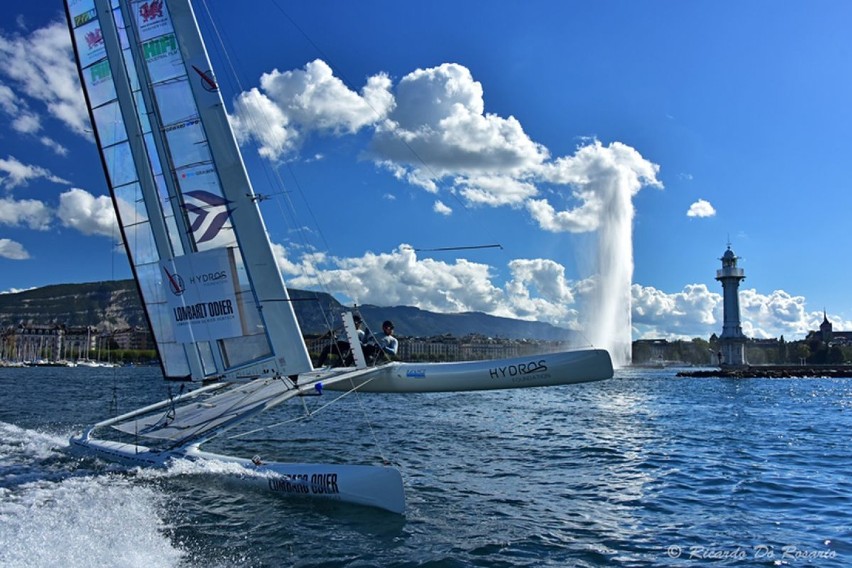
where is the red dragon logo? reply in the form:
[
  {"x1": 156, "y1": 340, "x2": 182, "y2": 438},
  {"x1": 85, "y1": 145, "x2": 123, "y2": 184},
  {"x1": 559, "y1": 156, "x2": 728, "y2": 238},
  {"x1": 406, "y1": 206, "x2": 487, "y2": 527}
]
[
  {"x1": 139, "y1": 0, "x2": 164, "y2": 23},
  {"x1": 85, "y1": 29, "x2": 103, "y2": 49}
]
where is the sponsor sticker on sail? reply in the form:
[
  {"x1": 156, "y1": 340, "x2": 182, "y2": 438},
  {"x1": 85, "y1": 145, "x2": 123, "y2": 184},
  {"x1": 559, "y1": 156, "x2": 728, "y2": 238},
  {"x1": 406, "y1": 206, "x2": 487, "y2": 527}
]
[
  {"x1": 161, "y1": 248, "x2": 242, "y2": 343},
  {"x1": 135, "y1": 0, "x2": 172, "y2": 41}
]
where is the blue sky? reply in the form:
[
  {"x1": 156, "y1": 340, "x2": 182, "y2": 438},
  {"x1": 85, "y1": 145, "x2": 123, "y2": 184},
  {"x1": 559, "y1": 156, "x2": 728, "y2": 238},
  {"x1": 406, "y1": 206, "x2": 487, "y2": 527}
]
[{"x1": 1, "y1": 1, "x2": 850, "y2": 343}]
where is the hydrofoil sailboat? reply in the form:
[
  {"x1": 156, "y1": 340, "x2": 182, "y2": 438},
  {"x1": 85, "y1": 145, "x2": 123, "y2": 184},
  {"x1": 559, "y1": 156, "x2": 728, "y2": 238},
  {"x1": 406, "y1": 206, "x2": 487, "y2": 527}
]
[{"x1": 64, "y1": 0, "x2": 612, "y2": 515}]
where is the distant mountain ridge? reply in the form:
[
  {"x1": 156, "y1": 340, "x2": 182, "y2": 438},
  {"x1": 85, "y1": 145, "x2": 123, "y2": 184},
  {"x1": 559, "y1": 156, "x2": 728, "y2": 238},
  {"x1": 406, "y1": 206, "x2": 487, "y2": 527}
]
[
  {"x1": 0, "y1": 281, "x2": 146, "y2": 330},
  {"x1": 0, "y1": 280, "x2": 577, "y2": 342}
]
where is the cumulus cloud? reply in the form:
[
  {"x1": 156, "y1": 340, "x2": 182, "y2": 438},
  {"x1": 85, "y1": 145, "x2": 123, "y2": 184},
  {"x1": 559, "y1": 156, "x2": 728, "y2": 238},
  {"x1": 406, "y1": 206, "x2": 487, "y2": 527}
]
[
  {"x1": 458, "y1": 175, "x2": 538, "y2": 207},
  {"x1": 0, "y1": 238, "x2": 29, "y2": 260},
  {"x1": 687, "y1": 198, "x2": 716, "y2": 218},
  {"x1": 433, "y1": 200, "x2": 452, "y2": 215},
  {"x1": 531, "y1": 141, "x2": 661, "y2": 233},
  {"x1": 0, "y1": 20, "x2": 89, "y2": 136},
  {"x1": 231, "y1": 87, "x2": 296, "y2": 160},
  {"x1": 276, "y1": 244, "x2": 516, "y2": 318},
  {"x1": 737, "y1": 288, "x2": 831, "y2": 339},
  {"x1": 369, "y1": 64, "x2": 660, "y2": 236},
  {"x1": 0, "y1": 81, "x2": 42, "y2": 136},
  {"x1": 57, "y1": 188, "x2": 118, "y2": 237},
  {"x1": 234, "y1": 60, "x2": 662, "y2": 231},
  {"x1": 270, "y1": 241, "x2": 843, "y2": 341},
  {"x1": 372, "y1": 63, "x2": 549, "y2": 178},
  {"x1": 504, "y1": 258, "x2": 579, "y2": 326},
  {"x1": 231, "y1": 59, "x2": 394, "y2": 160},
  {"x1": 632, "y1": 283, "x2": 719, "y2": 339},
  {"x1": 0, "y1": 155, "x2": 71, "y2": 188},
  {"x1": 631, "y1": 283, "x2": 848, "y2": 340},
  {"x1": 0, "y1": 196, "x2": 51, "y2": 229}
]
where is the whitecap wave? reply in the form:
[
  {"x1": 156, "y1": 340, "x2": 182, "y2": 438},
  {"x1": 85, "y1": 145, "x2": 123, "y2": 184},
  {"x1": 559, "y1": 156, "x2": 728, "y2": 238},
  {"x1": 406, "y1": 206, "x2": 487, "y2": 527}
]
[
  {"x1": 0, "y1": 468, "x2": 185, "y2": 568},
  {"x1": 0, "y1": 422, "x2": 69, "y2": 463}
]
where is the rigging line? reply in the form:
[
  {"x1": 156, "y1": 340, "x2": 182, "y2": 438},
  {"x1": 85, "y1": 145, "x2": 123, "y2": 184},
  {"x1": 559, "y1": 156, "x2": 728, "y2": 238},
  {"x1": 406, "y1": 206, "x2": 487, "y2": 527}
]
[
  {"x1": 346, "y1": 371, "x2": 392, "y2": 464},
  {"x1": 195, "y1": 2, "x2": 341, "y2": 336},
  {"x1": 140, "y1": 376, "x2": 291, "y2": 444},
  {"x1": 198, "y1": 2, "x2": 506, "y2": 336},
  {"x1": 407, "y1": 244, "x2": 504, "y2": 253},
  {"x1": 196, "y1": 0, "x2": 249, "y2": 95},
  {"x1": 291, "y1": 173, "x2": 359, "y2": 303},
  {"x1": 257, "y1": 163, "x2": 352, "y2": 336},
  {"x1": 262, "y1": 0, "x2": 473, "y2": 225},
  {"x1": 199, "y1": 1, "x2": 488, "y2": 294},
  {"x1": 277, "y1": 20, "x2": 514, "y2": 291},
  {"x1": 266, "y1": 180, "x2": 341, "y2": 338},
  {"x1": 225, "y1": 368, "x2": 391, "y2": 464},
  {"x1": 229, "y1": 382, "x2": 394, "y2": 468},
  {"x1": 226, "y1": 373, "x2": 389, "y2": 458},
  {"x1": 192, "y1": 2, "x2": 344, "y2": 345},
  {"x1": 264, "y1": 0, "x2": 450, "y2": 189}
]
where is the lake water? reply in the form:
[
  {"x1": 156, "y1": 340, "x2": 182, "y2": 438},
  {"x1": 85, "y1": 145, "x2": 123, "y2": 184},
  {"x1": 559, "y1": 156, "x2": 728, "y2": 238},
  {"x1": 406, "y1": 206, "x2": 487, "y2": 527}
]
[{"x1": 1, "y1": 365, "x2": 850, "y2": 567}]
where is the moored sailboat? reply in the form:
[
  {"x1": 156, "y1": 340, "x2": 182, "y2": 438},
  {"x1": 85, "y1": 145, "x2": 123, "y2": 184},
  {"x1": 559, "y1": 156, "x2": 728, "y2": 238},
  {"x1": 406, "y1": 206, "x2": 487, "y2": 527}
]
[{"x1": 64, "y1": 0, "x2": 612, "y2": 514}]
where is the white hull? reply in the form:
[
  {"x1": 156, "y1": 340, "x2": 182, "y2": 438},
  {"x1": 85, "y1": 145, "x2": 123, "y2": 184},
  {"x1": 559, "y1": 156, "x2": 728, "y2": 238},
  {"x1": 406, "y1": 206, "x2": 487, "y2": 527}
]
[
  {"x1": 325, "y1": 349, "x2": 613, "y2": 393},
  {"x1": 69, "y1": 436, "x2": 405, "y2": 514}
]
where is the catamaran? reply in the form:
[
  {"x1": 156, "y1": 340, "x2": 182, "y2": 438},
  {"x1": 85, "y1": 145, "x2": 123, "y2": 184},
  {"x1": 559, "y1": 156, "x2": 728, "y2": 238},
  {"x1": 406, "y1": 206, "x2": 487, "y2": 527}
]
[{"x1": 64, "y1": 0, "x2": 613, "y2": 515}]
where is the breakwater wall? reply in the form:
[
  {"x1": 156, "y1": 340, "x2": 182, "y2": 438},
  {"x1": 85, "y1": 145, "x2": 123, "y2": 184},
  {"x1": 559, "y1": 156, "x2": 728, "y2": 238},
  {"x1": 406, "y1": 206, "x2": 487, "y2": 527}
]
[{"x1": 678, "y1": 365, "x2": 852, "y2": 378}]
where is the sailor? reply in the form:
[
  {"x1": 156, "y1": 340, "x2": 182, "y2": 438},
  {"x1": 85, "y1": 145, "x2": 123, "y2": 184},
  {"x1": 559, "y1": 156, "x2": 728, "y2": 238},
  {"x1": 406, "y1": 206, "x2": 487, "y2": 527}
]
[{"x1": 364, "y1": 320, "x2": 398, "y2": 364}]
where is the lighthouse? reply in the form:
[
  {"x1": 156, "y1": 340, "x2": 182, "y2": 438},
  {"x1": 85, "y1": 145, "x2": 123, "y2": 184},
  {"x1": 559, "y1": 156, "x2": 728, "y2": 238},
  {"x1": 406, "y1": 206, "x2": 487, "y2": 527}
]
[{"x1": 715, "y1": 245, "x2": 747, "y2": 366}]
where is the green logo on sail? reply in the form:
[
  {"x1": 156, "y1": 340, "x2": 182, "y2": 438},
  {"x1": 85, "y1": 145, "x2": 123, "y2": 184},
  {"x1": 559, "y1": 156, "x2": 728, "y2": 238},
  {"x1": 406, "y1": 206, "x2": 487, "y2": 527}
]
[
  {"x1": 89, "y1": 60, "x2": 111, "y2": 83},
  {"x1": 73, "y1": 10, "x2": 96, "y2": 27},
  {"x1": 143, "y1": 34, "x2": 178, "y2": 61}
]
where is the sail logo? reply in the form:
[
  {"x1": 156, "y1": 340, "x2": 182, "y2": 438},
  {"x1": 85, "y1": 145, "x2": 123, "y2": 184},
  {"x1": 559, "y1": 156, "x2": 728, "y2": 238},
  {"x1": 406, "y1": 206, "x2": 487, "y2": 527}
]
[
  {"x1": 179, "y1": 165, "x2": 215, "y2": 178},
  {"x1": 162, "y1": 266, "x2": 186, "y2": 296},
  {"x1": 89, "y1": 60, "x2": 111, "y2": 83},
  {"x1": 173, "y1": 299, "x2": 234, "y2": 322},
  {"x1": 73, "y1": 9, "x2": 96, "y2": 27},
  {"x1": 139, "y1": 0, "x2": 164, "y2": 22},
  {"x1": 164, "y1": 118, "x2": 201, "y2": 133},
  {"x1": 488, "y1": 359, "x2": 548, "y2": 379},
  {"x1": 142, "y1": 34, "x2": 178, "y2": 61},
  {"x1": 181, "y1": 190, "x2": 232, "y2": 244},
  {"x1": 188, "y1": 271, "x2": 228, "y2": 285},
  {"x1": 85, "y1": 28, "x2": 103, "y2": 49}
]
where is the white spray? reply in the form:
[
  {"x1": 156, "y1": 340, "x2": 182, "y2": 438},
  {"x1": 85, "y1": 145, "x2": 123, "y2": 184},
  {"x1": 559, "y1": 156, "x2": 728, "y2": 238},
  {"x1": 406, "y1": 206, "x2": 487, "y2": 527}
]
[
  {"x1": 584, "y1": 174, "x2": 635, "y2": 367},
  {"x1": 561, "y1": 142, "x2": 661, "y2": 368}
]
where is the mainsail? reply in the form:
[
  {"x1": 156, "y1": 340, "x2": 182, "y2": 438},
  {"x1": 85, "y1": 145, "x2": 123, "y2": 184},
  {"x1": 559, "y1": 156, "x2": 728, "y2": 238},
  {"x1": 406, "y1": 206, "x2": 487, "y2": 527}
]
[{"x1": 66, "y1": 0, "x2": 312, "y2": 381}]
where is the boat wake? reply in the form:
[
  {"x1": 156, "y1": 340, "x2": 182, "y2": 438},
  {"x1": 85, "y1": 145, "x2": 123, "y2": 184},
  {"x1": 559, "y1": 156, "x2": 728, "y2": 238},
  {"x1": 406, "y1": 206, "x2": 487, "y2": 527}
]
[
  {"x1": 0, "y1": 422, "x2": 187, "y2": 568},
  {"x1": 136, "y1": 455, "x2": 275, "y2": 479}
]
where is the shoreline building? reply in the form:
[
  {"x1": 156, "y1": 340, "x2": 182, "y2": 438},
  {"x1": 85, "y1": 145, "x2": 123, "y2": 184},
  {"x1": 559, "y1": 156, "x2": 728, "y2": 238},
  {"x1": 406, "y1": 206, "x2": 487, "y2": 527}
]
[{"x1": 715, "y1": 245, "x2": 748, "y2": 366}]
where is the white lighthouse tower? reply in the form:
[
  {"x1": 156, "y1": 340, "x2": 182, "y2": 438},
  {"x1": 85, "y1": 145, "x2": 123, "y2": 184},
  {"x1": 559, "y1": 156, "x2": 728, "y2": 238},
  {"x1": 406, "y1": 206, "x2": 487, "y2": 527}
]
[{"x1": 715, "y1": 245, "x2": 747, "y2": 366}]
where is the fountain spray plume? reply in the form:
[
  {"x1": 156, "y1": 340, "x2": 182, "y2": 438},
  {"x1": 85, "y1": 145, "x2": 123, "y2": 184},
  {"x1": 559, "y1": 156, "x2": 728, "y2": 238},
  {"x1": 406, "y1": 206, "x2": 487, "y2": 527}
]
[{"x1": 573, "y1": 142, "x2": 661, "y2": 368}]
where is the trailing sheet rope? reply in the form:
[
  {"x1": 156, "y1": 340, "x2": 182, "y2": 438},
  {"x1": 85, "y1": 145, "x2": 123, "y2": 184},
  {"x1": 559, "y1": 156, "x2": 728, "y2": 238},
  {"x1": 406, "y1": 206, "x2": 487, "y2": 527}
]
[{"x1": 226, "y1": 373, "x2": 392, "y2": 465}]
